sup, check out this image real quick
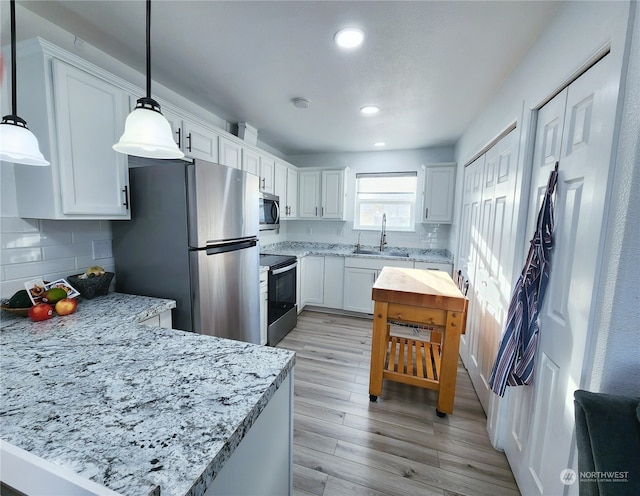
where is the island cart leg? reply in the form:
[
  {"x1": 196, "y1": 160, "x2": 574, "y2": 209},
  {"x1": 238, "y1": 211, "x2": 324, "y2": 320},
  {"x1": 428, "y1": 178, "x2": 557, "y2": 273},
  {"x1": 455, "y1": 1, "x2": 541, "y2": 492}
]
[
  {"x1": 435, "y1": 310, "x2": 464, "y2": 416},
  {"x1": 369, "y1": 301, "x2": 389, "y2": 402}
]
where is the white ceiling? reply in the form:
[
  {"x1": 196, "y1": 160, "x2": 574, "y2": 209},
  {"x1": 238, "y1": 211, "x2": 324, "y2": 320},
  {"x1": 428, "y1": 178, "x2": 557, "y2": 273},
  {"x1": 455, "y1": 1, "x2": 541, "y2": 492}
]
[{"x1": 18, "y1": 1, "x2": 559, "y2": 156}]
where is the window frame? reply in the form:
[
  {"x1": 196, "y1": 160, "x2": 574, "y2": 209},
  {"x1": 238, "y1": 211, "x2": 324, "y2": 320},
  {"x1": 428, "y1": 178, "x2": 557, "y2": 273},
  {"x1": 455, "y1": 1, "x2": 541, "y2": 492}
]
[{"x1": 353, "y1": 171, "x2": 418, "y2": 232}]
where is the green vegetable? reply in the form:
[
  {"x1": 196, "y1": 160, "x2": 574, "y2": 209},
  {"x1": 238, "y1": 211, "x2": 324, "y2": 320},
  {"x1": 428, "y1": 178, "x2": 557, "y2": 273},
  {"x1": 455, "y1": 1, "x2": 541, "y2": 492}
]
[{"x1": 8, "y1": 289, "x2": 33, "y2": 308}]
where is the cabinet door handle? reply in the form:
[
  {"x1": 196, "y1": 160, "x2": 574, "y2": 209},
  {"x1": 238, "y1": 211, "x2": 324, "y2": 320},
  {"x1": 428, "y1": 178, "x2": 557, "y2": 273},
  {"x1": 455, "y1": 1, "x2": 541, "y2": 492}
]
[
  {"x1": 187, "y1": 133, "x2": 192, "y2": 152},
  {"x1": 122, "y1": 185, "x2": 130, "y2": 210},
  {"x1": 261, "y1": 177, "x2": 266, "y2": 189},
  {"x1": 321, "y1": 206, "x2": 324, "y2": 216},
  {"x1": 315, "y1": 207, "x2": 318, "y2": 216},
  {"x1": 176, "y1": 128, "x2": 182, "y2": 148},
  {"x1": 425, "y1": 208, "x2": 428, "y2": 219}
]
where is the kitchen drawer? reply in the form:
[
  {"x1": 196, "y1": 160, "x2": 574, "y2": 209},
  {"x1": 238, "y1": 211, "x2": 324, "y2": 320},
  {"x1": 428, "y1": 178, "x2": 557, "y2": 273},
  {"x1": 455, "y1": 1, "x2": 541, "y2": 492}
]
[
  {"x1": 344, "y1": 257, "x2": 413, "y2": 271},
  {"x1": 414, "y1": 262, "x2": 453, "y2": 275}
]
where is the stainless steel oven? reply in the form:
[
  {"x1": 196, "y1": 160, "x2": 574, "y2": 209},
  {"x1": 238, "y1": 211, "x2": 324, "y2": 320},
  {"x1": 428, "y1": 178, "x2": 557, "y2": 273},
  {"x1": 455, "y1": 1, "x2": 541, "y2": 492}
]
[{"x1": 259, "y1": 254, "x2": 297, "y2": 345}]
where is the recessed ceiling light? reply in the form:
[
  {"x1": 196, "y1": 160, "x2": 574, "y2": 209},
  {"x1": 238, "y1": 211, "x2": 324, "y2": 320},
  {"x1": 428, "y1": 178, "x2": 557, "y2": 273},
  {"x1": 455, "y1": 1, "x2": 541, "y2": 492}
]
[
  {"x1": 292, "y1": 97, "x2": 310, "y2": 109},
  {"x1": 360, "y1": 105, "x2": 381, "y2": 115},
  {"x1": 373, "y1": 142, "x2": 386, "y2": 147},
  {"x1": 334, "y1": 27, "x2": 365, "y2": 49}
]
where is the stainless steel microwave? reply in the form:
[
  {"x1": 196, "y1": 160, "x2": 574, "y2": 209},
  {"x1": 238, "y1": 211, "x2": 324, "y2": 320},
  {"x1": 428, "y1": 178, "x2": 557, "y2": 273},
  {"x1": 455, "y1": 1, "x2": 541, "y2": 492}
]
[{"x1": 259, "y1": 192, "x2": 280, "y2": 230}]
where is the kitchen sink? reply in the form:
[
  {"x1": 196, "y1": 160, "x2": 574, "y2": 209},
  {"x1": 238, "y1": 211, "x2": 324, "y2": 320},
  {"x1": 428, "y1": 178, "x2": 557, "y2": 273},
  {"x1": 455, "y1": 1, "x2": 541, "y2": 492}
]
[{"x1": 353, "y1": 249, "x2": 409, "y2": 257}]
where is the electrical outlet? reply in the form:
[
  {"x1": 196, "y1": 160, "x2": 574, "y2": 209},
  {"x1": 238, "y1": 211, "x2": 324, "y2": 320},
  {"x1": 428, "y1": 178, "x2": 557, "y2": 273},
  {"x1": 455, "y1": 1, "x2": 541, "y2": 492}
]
[
  {"x1": 93, "y1": 239, "x2": 113, "y2": 260},
  {"x1": 306, "y1": 227, "x2": 312, "y2": 235}
]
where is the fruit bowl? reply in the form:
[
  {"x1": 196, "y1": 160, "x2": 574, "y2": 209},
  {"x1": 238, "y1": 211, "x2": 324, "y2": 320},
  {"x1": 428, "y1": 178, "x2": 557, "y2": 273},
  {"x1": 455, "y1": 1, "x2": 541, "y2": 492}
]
[
  {"x1": 0, "y1": 304, "x2": 31, "y2": 317},
  {"x1": 67, "y1": 272, "x2": 114, "y2": 299}
]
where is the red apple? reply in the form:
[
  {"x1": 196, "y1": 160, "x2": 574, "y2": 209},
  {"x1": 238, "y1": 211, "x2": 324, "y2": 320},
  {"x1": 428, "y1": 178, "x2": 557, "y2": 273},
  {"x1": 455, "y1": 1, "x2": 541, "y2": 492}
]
[
  {"x1": 55, "y1": 298, "x2": 78, "y2": 316},
  {"x1": 29, "y1": 303, "x2": 54, "y2": 322}
]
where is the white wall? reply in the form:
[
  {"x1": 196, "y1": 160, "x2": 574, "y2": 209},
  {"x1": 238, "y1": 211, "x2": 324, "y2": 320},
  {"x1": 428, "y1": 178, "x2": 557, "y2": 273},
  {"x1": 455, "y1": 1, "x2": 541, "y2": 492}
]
[{"x1": 452, "y1": 0, "x2": 639, "y2": 395}]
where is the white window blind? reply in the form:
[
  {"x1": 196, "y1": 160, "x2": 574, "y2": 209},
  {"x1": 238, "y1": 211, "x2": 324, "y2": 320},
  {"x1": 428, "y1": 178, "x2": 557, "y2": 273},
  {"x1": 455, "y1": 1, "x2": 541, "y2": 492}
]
[{"x1": 354, "y1": 172, "x2": 417, "y2": 231}]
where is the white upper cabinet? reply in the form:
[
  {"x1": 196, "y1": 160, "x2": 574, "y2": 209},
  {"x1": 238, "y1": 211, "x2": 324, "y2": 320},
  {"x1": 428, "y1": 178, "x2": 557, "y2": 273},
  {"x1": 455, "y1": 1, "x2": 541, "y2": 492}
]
[
  {"x1": 13, "y1": 39, "x2": 131, "y2": 219},
  {"x1": 162, "y1": 107, "x2": 219, "y2": 162},
  {"x1": 259, "y1": 156, "x2": 275, "y2": 194},
  {"x1": 242, "y1": 148, "x2": 260, "y2": 176},
  {"x1": 299, "y1": 170, "x2": 322, "y2": 218},
  {"x1": 423, "y1": 163, "x2": 456, "y2": 223},
  {"x1": 218, "y1": 136, "x2": 242, "y2": 169},
  {"x1": 274, "y1": 161, "x2": 298, "y2": 219},
  {"x1": 298, "y1": 169, "x2": 347, "y2": 220},
  {"x1": 285, "y1": 166, "x2": 298, "y2": 219},
  {"x1": 321, "y1": 170, "x2": 345, "y2": 219}
]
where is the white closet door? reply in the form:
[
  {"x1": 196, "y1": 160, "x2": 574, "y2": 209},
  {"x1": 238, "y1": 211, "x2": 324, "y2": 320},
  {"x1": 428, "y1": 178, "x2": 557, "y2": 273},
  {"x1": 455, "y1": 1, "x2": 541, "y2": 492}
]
[
  {"x1": 466, "y1": 130, "x2": 519, "y2": 413},
  {"x1": 458, "y1": 156, "x2": 484, "y2": 372},
  {"x1": 504, "y1": 54, "x2": 618, "y2": 496}
]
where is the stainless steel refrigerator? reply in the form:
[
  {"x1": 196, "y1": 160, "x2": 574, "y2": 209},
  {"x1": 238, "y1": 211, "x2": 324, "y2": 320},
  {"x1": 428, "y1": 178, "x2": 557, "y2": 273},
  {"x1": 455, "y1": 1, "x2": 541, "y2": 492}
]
[{"x1": 112, "y1": 158, "x2": 260, "y2": 343}]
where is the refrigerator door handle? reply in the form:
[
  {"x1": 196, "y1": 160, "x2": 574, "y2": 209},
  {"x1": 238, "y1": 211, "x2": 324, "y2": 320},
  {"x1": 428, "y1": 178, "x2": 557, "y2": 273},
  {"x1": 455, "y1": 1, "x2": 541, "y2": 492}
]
[
  {"x1": 271, "y1": 262, "x2": 298, "y2": 275},
  {"x1": 205, "y1": 238, "x2": 258, "y2": 255}
]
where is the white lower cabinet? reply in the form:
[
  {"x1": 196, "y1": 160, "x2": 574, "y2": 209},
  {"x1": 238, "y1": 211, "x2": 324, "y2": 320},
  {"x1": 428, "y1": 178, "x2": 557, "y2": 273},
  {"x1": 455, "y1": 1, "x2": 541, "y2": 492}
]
[
  {"x1": 140, "y1": 310, "x2": 173, "y2": 329},
  {"x1": 343, "y1": 267, "x2": 378, "y2": 314},
  {"x1": 204, "y1": 371, "x2": 293, "y2": 496},
  {"x1": 301, "y1": 256, "x2": 325, "y2": 307},
  {"x1": 297, "y1": 256, "x2": 452, "y2": 314},
  {"x1": 343, "y1": 257, "x2": 414, "y2": 314},
  {"x1": 296, "y1": 258, "x2": 302, "y2": 314},
  {"x1": 323, "y1": 257, "x2": 344, "y2": 309},
  {"x1": 259, "y1": 270, "x2": 268, "y2": 346},
  {"x1": 300, "y1": 256, "x2": 345, "y2": 310}
]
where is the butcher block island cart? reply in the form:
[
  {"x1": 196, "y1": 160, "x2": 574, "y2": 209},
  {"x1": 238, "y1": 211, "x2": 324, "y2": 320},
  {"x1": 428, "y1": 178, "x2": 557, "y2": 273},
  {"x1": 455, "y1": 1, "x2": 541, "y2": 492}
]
[{"x1": 369, "y1": 267, "x2": 468, "y2": 417}]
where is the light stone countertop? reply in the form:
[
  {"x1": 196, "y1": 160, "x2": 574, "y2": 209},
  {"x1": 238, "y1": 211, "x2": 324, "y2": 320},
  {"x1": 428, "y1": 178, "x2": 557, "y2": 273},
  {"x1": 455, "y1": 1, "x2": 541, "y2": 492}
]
[
  {"x1": 260, "y1": 241, "x2": 453, "y2": 264},
  {"x1": 0, "y1": 292, "x2": 295, "y2": 496}
]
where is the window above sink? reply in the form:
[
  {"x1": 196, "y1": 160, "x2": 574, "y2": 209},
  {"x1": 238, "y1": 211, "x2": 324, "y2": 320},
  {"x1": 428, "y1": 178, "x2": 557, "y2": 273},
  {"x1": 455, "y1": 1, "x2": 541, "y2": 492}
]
[{"x1": 354, "y1": 172, "x2": 418, "y2": 231}]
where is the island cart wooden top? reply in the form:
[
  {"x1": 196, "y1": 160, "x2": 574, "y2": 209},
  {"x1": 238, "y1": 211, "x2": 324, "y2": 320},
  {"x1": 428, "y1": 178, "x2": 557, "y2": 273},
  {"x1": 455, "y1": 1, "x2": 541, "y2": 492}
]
[{"x1": 372, "y1": 267, "x2": 467, "y2": 312}]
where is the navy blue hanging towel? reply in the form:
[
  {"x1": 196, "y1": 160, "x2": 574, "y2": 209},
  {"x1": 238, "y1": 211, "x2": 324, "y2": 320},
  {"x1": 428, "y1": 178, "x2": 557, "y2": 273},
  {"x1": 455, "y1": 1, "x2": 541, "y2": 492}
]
[{"x1": 489, "y1": 162, "x2": 558, "y2": 397}]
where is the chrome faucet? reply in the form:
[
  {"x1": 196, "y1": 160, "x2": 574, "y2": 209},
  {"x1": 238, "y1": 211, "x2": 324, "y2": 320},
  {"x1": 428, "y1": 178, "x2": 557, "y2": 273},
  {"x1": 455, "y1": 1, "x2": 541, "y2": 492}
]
[
  {"x1": 355, "y1": 232, "x2": 362, "y2": 252},
  {"x1": 379, "y1": 213, "x2": 387, "y2": 251}
]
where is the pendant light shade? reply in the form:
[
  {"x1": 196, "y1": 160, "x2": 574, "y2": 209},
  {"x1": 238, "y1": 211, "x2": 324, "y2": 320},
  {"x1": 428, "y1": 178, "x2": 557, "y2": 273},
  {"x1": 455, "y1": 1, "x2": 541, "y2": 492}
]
[
  {"x1": 0, "y1": 115, "x2": 50, "y2": 166},
  {"x1": 0, "y1": 0, "x2": 50, "y2": 166},
  {"x1": 113, "y1": 97, "x2": 184, "y2": 159},
  {"x1": 113, "y1": 0, "x2": 184, "y2": 159}
]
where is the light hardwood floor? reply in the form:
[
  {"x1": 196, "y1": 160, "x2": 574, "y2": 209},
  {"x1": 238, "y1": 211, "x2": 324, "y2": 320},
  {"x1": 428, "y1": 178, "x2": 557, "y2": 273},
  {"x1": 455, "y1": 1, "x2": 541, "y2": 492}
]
[{"x1": 277, "y1": 310, "x2": 520, "y2": 496}]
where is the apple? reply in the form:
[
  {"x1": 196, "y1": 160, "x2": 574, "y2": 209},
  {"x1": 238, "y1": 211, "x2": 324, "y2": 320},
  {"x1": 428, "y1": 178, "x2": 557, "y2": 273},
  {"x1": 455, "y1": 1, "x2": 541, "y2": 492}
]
[
  {"x1": 29, "y1": 303, "x2": 54, "y2": 322},
  {"x1": 55, "y1": 298, "x2": 78, "y2": 316}
]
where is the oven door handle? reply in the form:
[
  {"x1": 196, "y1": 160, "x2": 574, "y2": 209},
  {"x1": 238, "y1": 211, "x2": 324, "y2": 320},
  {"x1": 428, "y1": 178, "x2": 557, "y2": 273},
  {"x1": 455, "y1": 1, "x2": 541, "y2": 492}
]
[{"x1": 271, "y1": 262, "x2": 298, "y2": 275}]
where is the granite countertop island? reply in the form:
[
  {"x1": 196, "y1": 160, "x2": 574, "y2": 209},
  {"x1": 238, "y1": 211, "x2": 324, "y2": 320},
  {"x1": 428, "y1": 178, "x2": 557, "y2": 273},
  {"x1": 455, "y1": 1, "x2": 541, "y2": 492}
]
[
  {"x1": 260, "y1": 241, "x2": 453, "y2": 264},
  {"x1": 0, "y1": 293, "x2": 295, "y2": 496}
]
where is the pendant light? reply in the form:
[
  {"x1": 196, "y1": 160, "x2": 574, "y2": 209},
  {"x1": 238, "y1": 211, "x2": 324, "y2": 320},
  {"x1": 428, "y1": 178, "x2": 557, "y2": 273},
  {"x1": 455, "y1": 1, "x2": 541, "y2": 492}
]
[
  {"x1": 0, "y1": 0, "x2": 49, "y2": 166},
  {"x1": 113, "y1": 0, "x2": 184, "y2": 159}
]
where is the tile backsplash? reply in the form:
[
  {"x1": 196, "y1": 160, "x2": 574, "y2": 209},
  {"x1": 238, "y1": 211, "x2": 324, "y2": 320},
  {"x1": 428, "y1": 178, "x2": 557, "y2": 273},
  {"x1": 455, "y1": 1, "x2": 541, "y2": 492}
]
[
  {"x1": 2, "y1": 216, "x2": 448, "y2": 299},
  {"x1": 0, "y1": 216, "x2": 114, "y2": 298},
  {"x1": 266, "y1": 219, "x2": 449, "y2": 250}
]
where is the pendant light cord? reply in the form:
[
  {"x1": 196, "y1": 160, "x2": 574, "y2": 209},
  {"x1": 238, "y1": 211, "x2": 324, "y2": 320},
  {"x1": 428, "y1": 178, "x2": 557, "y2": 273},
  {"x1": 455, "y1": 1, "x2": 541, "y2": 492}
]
[
  {"x1": 10, "y1": 0, "x2": 17, "y2": 116},
  {"x1": 146, "y1": 0, "x2": 151, "y2": 99}
]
